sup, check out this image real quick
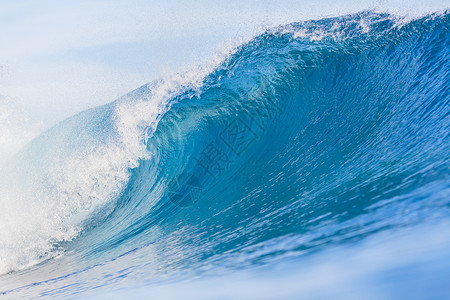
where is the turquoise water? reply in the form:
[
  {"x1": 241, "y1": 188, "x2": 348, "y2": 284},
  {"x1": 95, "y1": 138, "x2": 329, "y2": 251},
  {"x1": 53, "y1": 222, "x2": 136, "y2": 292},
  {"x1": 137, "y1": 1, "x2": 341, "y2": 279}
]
[{"x1": 0, "y1": 11, "x2": 449, "y2": 299}]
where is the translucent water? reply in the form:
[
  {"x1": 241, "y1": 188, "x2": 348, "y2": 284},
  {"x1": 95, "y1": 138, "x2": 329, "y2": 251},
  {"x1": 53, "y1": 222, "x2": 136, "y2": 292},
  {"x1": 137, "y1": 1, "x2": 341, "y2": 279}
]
[{"x1": 0, "y1": 11, "x2": 449, "y2": 299}]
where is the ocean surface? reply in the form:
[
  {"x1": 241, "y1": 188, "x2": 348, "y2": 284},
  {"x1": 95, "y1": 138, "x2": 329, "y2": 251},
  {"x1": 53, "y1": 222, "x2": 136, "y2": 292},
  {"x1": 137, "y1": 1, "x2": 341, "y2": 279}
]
[{"x1": 0, "y1": 11, "x2": 449, "y2": 299}]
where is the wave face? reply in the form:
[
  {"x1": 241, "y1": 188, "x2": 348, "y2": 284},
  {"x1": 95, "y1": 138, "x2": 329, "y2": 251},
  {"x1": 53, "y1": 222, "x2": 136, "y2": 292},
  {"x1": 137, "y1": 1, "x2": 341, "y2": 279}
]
[{"x1": 1, "y1": 11, "x2": 449, "y2": 298}]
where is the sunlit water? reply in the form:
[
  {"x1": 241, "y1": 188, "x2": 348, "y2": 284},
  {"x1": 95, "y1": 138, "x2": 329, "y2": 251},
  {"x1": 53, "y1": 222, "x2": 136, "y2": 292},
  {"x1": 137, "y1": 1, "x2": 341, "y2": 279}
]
[{"x1": 0, "y1": 11, "x2": 449, "y2": 299}]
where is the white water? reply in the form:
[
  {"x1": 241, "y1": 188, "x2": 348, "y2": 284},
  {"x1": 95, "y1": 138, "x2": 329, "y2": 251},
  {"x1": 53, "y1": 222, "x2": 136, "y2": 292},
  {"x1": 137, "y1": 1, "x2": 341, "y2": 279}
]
[{"x1": 0, "y1": 41, "x2": 240, "y2": 274}]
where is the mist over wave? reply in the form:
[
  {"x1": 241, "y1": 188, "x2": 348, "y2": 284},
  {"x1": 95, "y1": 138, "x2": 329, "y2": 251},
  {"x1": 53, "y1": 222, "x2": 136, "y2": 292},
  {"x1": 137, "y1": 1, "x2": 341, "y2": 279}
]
[{"x1": 0, "y1": 96, "x2": 41, "y2": 165}]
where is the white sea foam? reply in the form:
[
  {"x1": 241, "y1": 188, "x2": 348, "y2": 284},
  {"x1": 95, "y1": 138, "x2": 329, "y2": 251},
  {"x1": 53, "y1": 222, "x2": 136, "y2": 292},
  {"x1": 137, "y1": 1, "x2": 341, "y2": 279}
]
[{"x1": 0, "y1": 41, "x2": 242, "y2": 275}]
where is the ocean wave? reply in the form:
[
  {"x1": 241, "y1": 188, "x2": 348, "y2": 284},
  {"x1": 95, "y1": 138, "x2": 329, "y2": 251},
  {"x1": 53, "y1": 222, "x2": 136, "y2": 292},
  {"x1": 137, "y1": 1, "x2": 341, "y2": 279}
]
[{"x1": 0, "y1": 10, "x2": 449, "y2": 298}]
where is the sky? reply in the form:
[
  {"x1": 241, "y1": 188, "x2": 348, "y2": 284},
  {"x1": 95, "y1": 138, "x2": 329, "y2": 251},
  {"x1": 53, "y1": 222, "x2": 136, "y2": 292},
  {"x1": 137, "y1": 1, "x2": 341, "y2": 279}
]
[{"x1": 0, "y1": 0, "x2": 448, "y2": 128}]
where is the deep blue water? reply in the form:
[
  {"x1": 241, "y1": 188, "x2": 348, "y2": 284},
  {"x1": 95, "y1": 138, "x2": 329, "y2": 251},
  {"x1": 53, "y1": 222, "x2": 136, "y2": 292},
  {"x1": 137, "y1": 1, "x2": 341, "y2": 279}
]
[{"x1": 0, "y1": 11, "x2": 449, "y2": 299}]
